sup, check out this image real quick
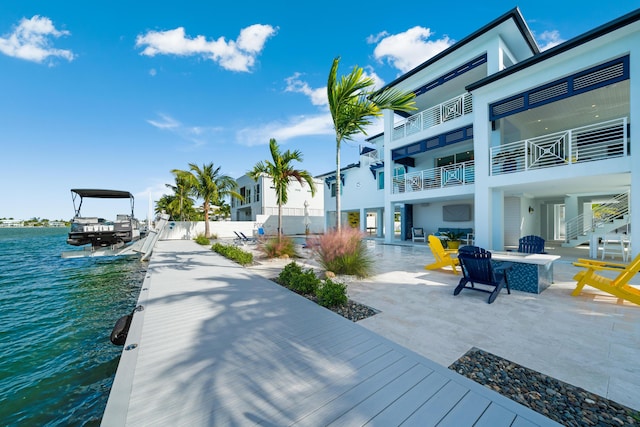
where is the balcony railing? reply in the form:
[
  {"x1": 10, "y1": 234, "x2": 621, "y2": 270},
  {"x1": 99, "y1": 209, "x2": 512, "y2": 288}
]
[
  {"x1": 490, "y1": 118, "x2": 628, "y2": 176},
  {"x1": 392, "y1": 160, "x2": 475, "y2": 194},
  {"x1": 393, "y1": 93, "x2": 473, "y2": 141},
  {"x1": 564, "y1": 191, "x2": 629, "y2": 244},
  {"x1": 362, "y1": 148, "x2": 383, "y2": 163},
  {"x1": 262, "y1": 206, "x2": 324, "y2": 216}
]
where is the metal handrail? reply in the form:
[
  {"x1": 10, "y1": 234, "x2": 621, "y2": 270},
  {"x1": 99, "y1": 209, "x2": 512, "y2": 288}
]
[
  {"x1": 490, "y1": 118, "x2": 628, "y2": 176},
  {"x1": 564, "y1": 191, "x2": 629, "y2": 243},
  {"x1": 391, "y1": 160, "x2": 475, "y2": 194},
  {"x1": 392, "y1": 93, "x2": 473, "y2": 141}
]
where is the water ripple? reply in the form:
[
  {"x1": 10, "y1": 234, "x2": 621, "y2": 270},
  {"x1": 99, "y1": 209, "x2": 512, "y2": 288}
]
[{"x1": 0, "y1": 228, "x2": 144, "y2": 426}]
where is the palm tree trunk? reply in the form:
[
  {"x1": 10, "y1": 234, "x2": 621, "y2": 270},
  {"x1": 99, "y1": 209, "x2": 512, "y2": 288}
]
[
  {"x1": 336, "y1": 143, "x2": 341, "y2": 231},
  {"x1": 204, "y1": 201, "x2": 210, "y2": 238},
  {"x1": 278, "y1": 193, "x2": 283, "y2": 237}
]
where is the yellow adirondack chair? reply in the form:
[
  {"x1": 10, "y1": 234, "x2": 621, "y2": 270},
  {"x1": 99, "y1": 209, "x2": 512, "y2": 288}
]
[
  {"x1": 572, "y1": 253, "x2": 640, "y2": 306},
  {"x1": 425, "y1": 235, "x2": 460, "y2": 274}
]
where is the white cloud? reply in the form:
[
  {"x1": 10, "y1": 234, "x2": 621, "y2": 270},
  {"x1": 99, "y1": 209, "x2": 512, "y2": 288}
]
[
  {"x1": 149, "y1": 68, "x2": 157, "y2": 76},
  {"x1": 147, "y1": 113, "x2": 222, "y2": 149},
  {"x1": 147, "y1": 113, "x2": 180, "y2": 130},
  {"x1": 236, "y1": 114, "x2": 334, "y2": 147},
  {"x1": 536, "y1": 30, "x2": 565, "y2": 51},
  {"x1": 136, "y1": 24, "x2": 276, "y2": 72},
  {"x1": 0, "y1": 15, "x2": 74, "y2": 64},
  {"x1": 284, "y1": 73, "x2": 328, "y2": 107},
  {"x1": 372, "y1": 26, "x2": 453, "y2": 73}
]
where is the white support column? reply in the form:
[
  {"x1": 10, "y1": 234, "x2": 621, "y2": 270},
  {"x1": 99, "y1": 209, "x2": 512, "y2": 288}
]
[
  {"x1": 360, "y1": 208, "x2": 366, "y2": 234},
  {"x1": 377, "y1": 208, "x2": 384, "y2": 238},
  {"x1": 564, "y1": 195, "x2": 578, "y2": 226},
  {"x1": 471, "y1": 89, "x2": 492, "y2": 249},
  {"x1": 384, "y1": 201, "x2": 395, "y2": 243},
  {"x1": 491, "y1": 188, "x2": 505, "y2": 251},
  {"x1": 630, "y1": 48, "x2": 639, "y2": 258},
  {"x1": 383, "y1": 108, "x2": 395, "y2": 243}
]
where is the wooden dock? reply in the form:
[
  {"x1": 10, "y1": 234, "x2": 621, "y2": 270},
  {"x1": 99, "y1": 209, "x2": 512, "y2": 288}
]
[{"x1": 102, "y1": 240, "x2": 560, "y2": 426}]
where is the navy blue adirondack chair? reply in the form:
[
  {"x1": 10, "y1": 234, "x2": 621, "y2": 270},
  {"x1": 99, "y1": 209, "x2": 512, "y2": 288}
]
[
  {"x1": 518, "y1": 235, "x2": 545, "y2": 254},
  {"x1": 454, "y1": 246, "x2": 512, "y2": 304}
]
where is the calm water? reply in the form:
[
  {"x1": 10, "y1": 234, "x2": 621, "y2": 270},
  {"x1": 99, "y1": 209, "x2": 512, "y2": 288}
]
[{"x1": 0, "y1": 228, "x2": 145, "y2": 426}]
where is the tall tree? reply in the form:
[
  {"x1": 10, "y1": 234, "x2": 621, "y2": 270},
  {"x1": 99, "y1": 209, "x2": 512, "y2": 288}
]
[
  {"x1": 155, "y1": 194, "x2": 179, "y2": 220},
  {"x1": 327, "y1": 56, "x2": 416, "y2": 230},
  {"x1": 165, "y1": 170, "x2": 196, "y2": 221},
  {"x1": 174, "y1": 163, "x2": 241, "y2": 238},
  {"x1": 249, "y1": 138, "x2": 316, "y2": 236}
]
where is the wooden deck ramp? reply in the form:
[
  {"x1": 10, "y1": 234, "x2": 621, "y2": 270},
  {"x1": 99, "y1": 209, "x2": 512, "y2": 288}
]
[{"x1": 102, "y1": 240, "x2": 559, "y2": 426}]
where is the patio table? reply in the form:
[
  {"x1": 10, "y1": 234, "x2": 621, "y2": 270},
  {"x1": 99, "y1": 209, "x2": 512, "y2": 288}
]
[{"x1": 490, "y1": 252, "x2": 561, "y2": 293}]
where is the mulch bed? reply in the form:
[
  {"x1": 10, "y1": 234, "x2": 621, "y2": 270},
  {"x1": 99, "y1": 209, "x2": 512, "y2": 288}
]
[{"x1": 449, "y1": 347, "x2": 640, "y2": 426}]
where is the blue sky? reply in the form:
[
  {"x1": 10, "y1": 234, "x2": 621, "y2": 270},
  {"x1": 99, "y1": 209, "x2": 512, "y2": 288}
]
[{"x1": 1, "y1": 1, "x2": 637, "y2": 221}]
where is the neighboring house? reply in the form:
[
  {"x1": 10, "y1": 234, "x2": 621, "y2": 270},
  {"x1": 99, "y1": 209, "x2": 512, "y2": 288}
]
[
  {"x1": 231, "y1": 173, "x2": 324, "y2": 235},
  {"x1": 316, "y1": 135, "x2": 387, "y2": 236},
  {"x1": 322, "y1": 7, "x2": 639, "y2": 255}
]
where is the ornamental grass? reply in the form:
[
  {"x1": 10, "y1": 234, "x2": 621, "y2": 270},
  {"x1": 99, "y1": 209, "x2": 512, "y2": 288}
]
[
  {"x1": 307, "y1": 227, "x2": 373, "y2": 278},
  {"x1": 259, "y1": 235, "x2": 298, "y2": 258}
]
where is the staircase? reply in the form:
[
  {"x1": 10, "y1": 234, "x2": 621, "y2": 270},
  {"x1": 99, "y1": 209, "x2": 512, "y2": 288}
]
[{"x1": 562, "y1": 192, "x2": 630, "y2": 247}]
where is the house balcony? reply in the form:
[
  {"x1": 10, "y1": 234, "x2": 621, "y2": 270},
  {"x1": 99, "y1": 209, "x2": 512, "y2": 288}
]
[
  {"x1": 392, "y1": 93, "x2": 473, "y2": 142},
  {"x1": 391, "y1": 160, "x2": 475, "y2": 194},
  {"x1": 362, "y1": 148, "x2": 383, "y2": 163},
  {"x1": 490, "y1": 118, "x2": 628, "y2": 175}
]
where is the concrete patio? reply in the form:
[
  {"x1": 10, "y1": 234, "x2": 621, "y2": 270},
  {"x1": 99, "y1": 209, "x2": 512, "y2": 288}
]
[{"x1": 247, "y1": 239, "x2": 640, "y2": 412}]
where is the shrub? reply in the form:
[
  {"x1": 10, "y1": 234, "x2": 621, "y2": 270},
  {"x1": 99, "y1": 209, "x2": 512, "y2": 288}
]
[
  {"x1": 316, "y1": 279, "x2": 348, "y2": 308},
  {"x1": 307, "y1": 228, "x2": 373, "y2": 278},
  {"x1": 277, "y1": 261, "x2": 303, "y2": 287},
  {"x1": 211, "y1": 243, "x2": 253, "y2": 266},
  {"x1": 260, "y1": 236, "x2": 297, "y2": 258},
  {"x1": 194, "y1": 234, "x2": 210, "y2": 245},
  {"x1": 289, "y1": 269, "x2": 321, "y2": 295},
  {"x1": 277, "y1": 261, "x2": 320, "y2": 295}
]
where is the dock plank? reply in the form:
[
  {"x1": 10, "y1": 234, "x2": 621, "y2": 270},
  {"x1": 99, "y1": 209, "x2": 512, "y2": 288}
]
[{"x1": 102, "y1": 240, "x2": 562, "y2": 427}]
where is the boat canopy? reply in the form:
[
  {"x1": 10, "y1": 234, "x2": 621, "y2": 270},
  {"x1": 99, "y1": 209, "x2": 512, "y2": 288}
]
[
  {"x1": 71, "y1": 189, "x2": 134, "y2": 199},
  {"x1": 70, "y1": 189, "x2": 135, "y2": 218}
]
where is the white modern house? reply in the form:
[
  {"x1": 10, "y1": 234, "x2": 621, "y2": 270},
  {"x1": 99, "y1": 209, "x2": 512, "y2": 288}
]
[
  {"x1": 319, "y1": 7, "x2": 639, "y2": 256},
  {"x1": 231, "y1": 173, "x2": 325, "y2": 235}
]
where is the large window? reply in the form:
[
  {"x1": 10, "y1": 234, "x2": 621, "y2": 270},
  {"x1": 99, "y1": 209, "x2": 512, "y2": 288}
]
[{"x1": 436, "y1": 150, "x2": 474, "y2": 167}]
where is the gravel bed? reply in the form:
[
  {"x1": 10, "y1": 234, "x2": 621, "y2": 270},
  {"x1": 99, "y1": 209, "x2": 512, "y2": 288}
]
[
  {"x1": 449, "y1": 347, "x2": 640, "y2": 426},
  {"x1": 271, "y1": 278, "x2": 379, "y2": 322}
]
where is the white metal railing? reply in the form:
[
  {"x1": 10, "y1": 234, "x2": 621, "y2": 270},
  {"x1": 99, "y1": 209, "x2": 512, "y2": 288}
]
[
  {"x1": 262, "y1": 206, "x2": 324, "y2": 216},
  {"x1": 391, "y1": 160, "x2": 475, "y2": 194},
  {"x1": 392, "y1": 93, "x2": 473, "y2": 141},
  {"x1": 490, "y1": 118, "x2": 628, "y2": 175},
  {"x1": 564, "y1": 191, "x2": 630, "y2": 243},
  {"x1": 362, "y1": 149, "x2": 383, "y2": 163}
]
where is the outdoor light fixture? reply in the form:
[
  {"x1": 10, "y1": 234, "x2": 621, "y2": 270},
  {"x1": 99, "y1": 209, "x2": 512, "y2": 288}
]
[{"x1": 529, "y1": 206, "x2": 534, "y2": 214}]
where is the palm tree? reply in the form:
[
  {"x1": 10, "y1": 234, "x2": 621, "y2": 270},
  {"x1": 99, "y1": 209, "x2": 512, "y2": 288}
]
[
  {"x1": 249, "y1": 138, "x2": 316, "y2": 236},
  {"x1": 165, "y1": 170, "x2": 196, "y2": 221},
  {"x1": 173, "y1": 163, "x2": 241, "y2": 238},
  {"x1": 155, "y1": 194, "x2": 179, "y2": 220},
  {"x1": 327, "y1": 56, "x2": 416, "y2": 230}
]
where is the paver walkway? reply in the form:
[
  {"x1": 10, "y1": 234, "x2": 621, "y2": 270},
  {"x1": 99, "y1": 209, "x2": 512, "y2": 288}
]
[
  {"x1": 103, "y1": 240, "x2": 559, "y2": 426},
  {"x1": 247, "y1": 240, "x2": 640, "y2": 411}
]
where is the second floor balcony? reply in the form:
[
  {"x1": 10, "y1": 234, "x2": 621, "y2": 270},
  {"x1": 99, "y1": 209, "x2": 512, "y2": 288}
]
[
  {"x1": 392, "y1": 160, "x2": 475, "y2": 194},
  {"x1": 393, "y1": 93, "x2": 473, "y2": 141},
  {"x1": 490, "y1": 118, "x2": 628, "y2": 175}
]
